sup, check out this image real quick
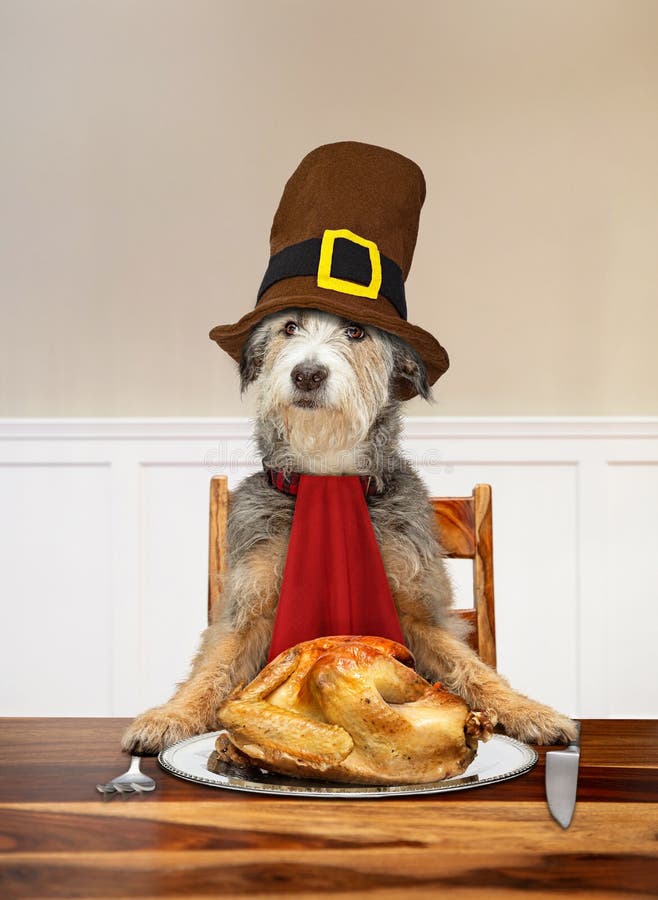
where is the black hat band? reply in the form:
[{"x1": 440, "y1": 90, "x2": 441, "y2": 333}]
[{"x1": 257, "y1": 233, "x2": 407, "y2": 320}]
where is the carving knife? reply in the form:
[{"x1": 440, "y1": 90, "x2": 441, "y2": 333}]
[{"x1": 545, "y1": 720, "x2": 581, "y2": 828}]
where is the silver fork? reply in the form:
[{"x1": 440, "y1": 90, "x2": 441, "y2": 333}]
[{"x1": 96, "y1": 756, "x2": 157, "y2": 798}]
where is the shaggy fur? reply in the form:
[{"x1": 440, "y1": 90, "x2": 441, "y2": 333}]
[{"x1": 123, "y1": 310, "x2": 576, "y2": 753}]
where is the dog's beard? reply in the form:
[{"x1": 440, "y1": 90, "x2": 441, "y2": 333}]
[
  {"x1": 283, "y1": 406, "x2": 368, "y2": 455},
  {"x1": 257, "y1": 348, "x2": 390, "y2": 470},
  {"x1": 260, "y1": 391, "x2": 375, "y2": 466}
]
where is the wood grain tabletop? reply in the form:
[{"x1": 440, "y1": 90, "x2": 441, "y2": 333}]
[{"x1": 0, "y1": 718, "x2": 656, "y2": 898}]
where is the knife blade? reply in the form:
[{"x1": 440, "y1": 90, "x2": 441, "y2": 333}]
[{"x1": 545, "y1": 720, "x2": 581, "y2": 828}]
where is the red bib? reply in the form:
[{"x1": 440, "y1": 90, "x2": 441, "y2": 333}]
[{"x1": 267, "y1": 474, "x2": 405, "y2": 661}]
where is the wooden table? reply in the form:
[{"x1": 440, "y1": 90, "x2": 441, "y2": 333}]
[{"x1": 0, "y1": 719, "x2": 656, "y2": 898}]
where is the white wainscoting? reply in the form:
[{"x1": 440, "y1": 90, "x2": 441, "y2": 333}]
[{"x1": 1, "y1": 417, "x2": 657, "y2": 720}]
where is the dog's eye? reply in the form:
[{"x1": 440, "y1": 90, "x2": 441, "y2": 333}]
[
  {"x1": 284, "y1": 321, "x2": 299, "y2": 336},
  {"x1": 345, "y1": 324, "x2": 365, "y2": 341}
]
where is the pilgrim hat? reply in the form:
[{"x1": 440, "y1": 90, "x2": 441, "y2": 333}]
[{"x1": 209, "y1": 141, "x2": 449, "y2": 398}]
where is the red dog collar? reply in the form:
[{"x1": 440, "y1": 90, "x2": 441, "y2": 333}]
[{"x1": 264, "y1": 466, "x2": 382, "y2": 497}]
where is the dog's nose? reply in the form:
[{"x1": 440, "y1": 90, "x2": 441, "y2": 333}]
[{"x1": 291, "y1": 363, "x2": 328, "y2": 392}]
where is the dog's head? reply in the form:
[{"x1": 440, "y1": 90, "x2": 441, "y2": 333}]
[{"x1": 239, "y1": 309, "x2": 430, "y2": 458}]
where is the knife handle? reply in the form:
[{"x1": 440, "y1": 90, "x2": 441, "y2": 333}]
[{"x1": 566, "y1": 720, "x2": 581, "y2": 753}]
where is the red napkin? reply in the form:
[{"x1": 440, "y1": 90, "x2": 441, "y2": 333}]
[{"x1": 267, "y1": 474, "x2": 405, "y2": 661}]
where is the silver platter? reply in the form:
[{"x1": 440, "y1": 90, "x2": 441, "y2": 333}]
[{"x1": 158, "y1": 731, "x2": 537, "y2": 798}]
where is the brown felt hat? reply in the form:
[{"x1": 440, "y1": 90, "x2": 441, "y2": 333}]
[{"x1": 209, "y1": 141, "x2": 449, "y2": 398}]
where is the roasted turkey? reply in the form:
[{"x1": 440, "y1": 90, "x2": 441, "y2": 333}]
[{"x1": 209, "y1": 636, "x2": 493, "y2": 785}]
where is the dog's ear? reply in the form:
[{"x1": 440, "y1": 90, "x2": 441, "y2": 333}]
[
  {"x1": 239, "y1": 325, "x2": 268, "y2": 393},
  {"x1": 390, "y1": 339, "x2": 432, "y2": 402}
]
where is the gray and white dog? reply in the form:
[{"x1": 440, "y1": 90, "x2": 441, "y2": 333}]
[{"x1": 123, "y1": 308, "x2": 576, "y2": 753}]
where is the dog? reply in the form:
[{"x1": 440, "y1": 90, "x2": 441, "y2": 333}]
[{"x1": 122, "y1": 308, "x2": 576, "y2": 754}]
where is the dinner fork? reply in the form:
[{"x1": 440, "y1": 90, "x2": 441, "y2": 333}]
[{"x1": 96, "y1": 756, "x2": 157, "y2": 797}]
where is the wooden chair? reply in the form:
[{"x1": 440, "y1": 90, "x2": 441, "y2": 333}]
[{"x1": 207, "y1": 477, "x2": 496, "y2": 669}]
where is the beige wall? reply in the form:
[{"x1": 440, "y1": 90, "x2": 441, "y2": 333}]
[{"x1": 1, "y1": 0, "x2": 656, "y2": 418}]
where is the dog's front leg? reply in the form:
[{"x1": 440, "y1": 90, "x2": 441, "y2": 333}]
[
  {"x1": 121, "y1": 543, "x2": 282, "y2": 754},
  {"x1": 121, "y1": 623, "x2": 271, "y2": 754},
  {"x1": 402, "y1": 613, "x2": 578, "y2": 745}
]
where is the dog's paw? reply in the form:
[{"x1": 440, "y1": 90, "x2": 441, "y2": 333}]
[
  {"x1": 121, "y1": 706, "x2": 202, "y2": 755},
  {"x1": 496, "y1": 700, "x2": 577, "y2": 745}
]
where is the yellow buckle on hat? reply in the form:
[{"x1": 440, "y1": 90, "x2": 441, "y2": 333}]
[{"x1": 317, "y1": 229, "x2": 382, "y2": 299}]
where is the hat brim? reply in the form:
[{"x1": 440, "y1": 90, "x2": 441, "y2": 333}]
[{"x1": 209, "y1": 277, "x2": 449, "y2": 401}]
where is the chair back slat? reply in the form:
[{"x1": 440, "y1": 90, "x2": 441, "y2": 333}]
[
  {"x1": 431, "y1": 485, "x2": 496, "y2": 668},
  {"x1": 473, "y1": 484, "x2": 496, "y2": 668},
  {"x1": 431, "y1": 497, "x2": 475, "y2": 558},
  {"x1": 208, "y1": 476, "x2": 228, "y2": 623}
]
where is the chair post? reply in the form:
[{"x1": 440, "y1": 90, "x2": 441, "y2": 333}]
[
  {"x1": 473, "y1": 484, "x2": 496, "y2": 668},
  {"x1": 208, "y1": 475, "x2": 229, "y2": 624}
]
